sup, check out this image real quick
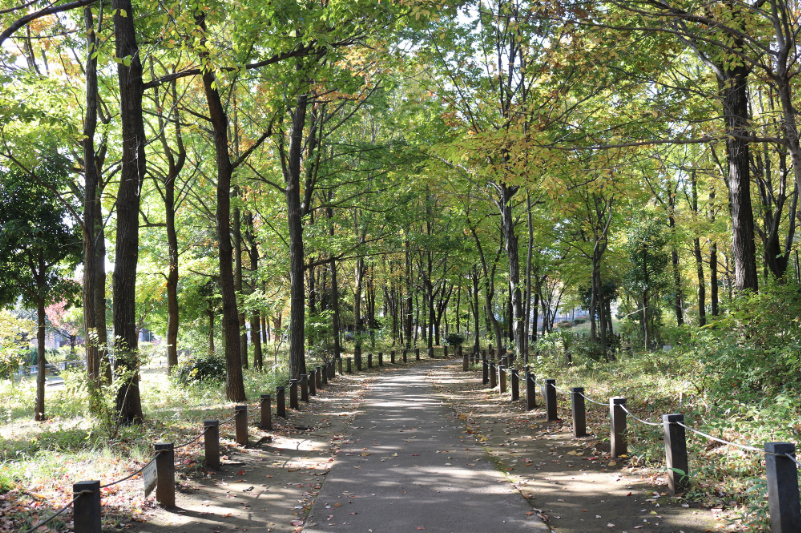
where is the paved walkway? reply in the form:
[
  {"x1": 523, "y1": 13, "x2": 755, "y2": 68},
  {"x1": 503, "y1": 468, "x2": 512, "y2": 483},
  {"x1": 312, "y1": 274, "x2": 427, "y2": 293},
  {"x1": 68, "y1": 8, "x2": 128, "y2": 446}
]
[{"x1": 304, "y1": 361, "x2": 547, "y2": 532}]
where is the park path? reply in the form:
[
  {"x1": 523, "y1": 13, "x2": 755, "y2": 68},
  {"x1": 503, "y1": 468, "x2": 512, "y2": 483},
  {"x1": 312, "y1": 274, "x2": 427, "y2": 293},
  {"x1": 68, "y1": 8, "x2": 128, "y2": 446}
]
[{"x1": 303, "y1": 361, "x2": 547, "y2": 533}]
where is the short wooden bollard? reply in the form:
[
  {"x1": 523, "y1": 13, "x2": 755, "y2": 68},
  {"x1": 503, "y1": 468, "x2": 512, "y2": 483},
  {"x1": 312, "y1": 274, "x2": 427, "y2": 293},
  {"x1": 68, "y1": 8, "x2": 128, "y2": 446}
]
[
  {"x1": 765, "y1": 442, "x2": 801, "y2": 532},
  {"x1": 462, "y1": 352, "x2": 469, "y2": 371},
  {"x1": 235, "y1": 405, "x2": 248, "y2": 445},
  {"x1": 355, "y1": 349, "x2": 362, "y2": 371},
  {"x1": 308, "y1": 371, "x2": 317, "y2": 396},
  {"x1": 415, "y1": 348, "x2": 420, "y2": 360},
  {"x1": 444, "y1": 346, "x2": 448, "y2": 358},
  {"x1": 543, "y1": 379, "x2": 557, "y2": 421},
  {"x1": 155, "y1": 442, "x2": 175, "y2": 508},
  {"x1": 610, "y1": 397, "x2": 627, "y2": 458},
  {"x1": 489, "y1": 345, "x2": 495, "y2": 358},
  {"x1": 276, "y1": 386, "x2": 286, "y2": 418},
  {"x1": 499, "y1": 365, "x2": 507, "y2": 393},
  {"x1": 489, "y1": 361, "x2": 497, "y2": 389},
  {"x1": 428, "y1": 347, "x2": 434, "y2": 358},
  {"x1": 482, "y1": 359, "x2": 489, "y2": 385},
  {"x1": 368, "y1": 353, "x2": 373, "y2": 368},
  {"x1": 260, "y1": 394, "x2": 272, "y2": 429},
  {"x1": 289, "y1": 380, "x2": 299, "y2": 409},
  {"x1": 510, "y1": 369, "x2": 519, "y2": 401},
  {"x1": 662, "y1": 414, "x2": 688, "y2": 494},
  {"x1": 571, "y1": 388, "x2": 586, "y2": 438},
  {"x1": 526, "y1": 372, "x2": 536, "y2": 410},
  {"x1": 403, "y1": 349, "x2": 408, "y2": 362},
  {"x1": 300, "y1": 374, "x2": 309, "y2": 403},
  {"x1": 347, "y1": 357, "x2": 352, "y2": 373},
  {"x1": 73, "y1": 480, "x2": 101, "y2": 533},
  {"x1": 457, "y1": 345, "x2": 462, "y2": 359},
  {"x1": 391, "y1": 350, "x2": 396, "y2": 364},
  {"x1": 378, "y1": 352, "x2": 383, "y2": 367},
  {"x1": 337, "y1": 357, "x2": 343, "y2": 374},
  {"x1": 314, "y1": 366, "x2": 322, "y2": 389},
  {"x1": 328, "y1": 361, "x2": 335, "y2": 379},
  {"x1": 204, "y1": 420, "x2": 220, "y2": 469},
  {"x1": 321, "y1": 365, "x2": 329, "y2": 385}
]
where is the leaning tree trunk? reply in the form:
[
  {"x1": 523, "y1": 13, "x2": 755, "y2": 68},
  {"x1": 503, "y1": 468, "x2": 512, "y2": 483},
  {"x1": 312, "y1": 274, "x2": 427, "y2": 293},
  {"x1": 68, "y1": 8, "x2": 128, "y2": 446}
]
[
  {"x1": 196, "y1": 12, "x2": 245, "y2": 401},
  {"x1": 112, "y1": 0, "x2": 145, "y2": 424}
]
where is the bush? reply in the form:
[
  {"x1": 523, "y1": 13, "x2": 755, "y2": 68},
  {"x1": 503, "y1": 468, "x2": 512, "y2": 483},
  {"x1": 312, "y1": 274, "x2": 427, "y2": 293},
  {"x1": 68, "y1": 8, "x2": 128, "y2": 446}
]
[
  {"x1": 172, "y1": 355, "x2": 226, "y2": 385},
  {"x1": 444, "y1": 333, "x2": 465, "y2": 346}
]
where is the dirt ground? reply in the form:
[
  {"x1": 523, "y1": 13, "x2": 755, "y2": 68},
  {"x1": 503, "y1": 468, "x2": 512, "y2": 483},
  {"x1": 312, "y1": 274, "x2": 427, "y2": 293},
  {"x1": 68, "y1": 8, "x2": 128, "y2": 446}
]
[{"x1": 427, "y1": 360, "x2": 735, "y2": 533}]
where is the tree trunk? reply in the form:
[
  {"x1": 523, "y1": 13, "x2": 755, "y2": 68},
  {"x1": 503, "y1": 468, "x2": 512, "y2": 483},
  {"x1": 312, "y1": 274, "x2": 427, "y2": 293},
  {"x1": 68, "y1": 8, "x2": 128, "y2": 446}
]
[
  {"x1": 112, "y1": 0, "x2": 145, "y2": 424},
  {"x1": 196, "y1": 12, "x2": 245, "y2": 401},
  {"x1": 234, "y1": 201, "x2": 247, "y2": 369},
  {"x1": 499, "y1": 184, "x2": 525, "y2": 357},
  {"x1": 668, "y1": 193, "x2": 684, "y2": 325},
  {"x1": 248, "y1": 213, "x2": 262, "y2": 370},
  {"x1": 35, "y1": 295, "x2": 46, "y2": 421},
  {"x1": 164, "y1": 152, "x2": 180, "y2": 369}
]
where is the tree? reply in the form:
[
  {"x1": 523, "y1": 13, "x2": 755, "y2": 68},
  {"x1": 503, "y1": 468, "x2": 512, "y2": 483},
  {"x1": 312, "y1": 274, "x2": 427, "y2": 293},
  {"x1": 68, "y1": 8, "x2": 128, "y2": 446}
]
[{"x1": 0, "y1": 157, "x2": 81, "y2": 421}]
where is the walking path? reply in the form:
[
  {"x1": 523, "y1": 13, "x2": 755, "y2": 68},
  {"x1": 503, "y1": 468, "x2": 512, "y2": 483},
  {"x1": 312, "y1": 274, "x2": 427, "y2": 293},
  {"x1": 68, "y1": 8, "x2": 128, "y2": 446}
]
[{"x1": 303, "y1": 361, "x2": 547, "y2": 532}]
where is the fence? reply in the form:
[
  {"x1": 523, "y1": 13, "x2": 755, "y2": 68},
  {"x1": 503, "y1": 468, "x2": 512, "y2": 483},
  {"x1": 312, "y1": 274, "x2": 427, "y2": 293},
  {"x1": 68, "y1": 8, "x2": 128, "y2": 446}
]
[
  {"x1": 460, "y1": 349, "x2": 801, "y2": 533},
  {"x1": 22, "y1": 346, "x2": 456, "y2": 533}
]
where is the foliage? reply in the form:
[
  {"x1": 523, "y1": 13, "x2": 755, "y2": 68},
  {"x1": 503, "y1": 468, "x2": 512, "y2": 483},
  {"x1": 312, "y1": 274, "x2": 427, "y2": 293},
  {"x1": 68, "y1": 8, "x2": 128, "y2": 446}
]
[
  {"x1": 443, "y1": 333, "x2": 465, "y2": 346},
  {"x1": 172, "y1": 355, "x2": 227, "y2": 385}
]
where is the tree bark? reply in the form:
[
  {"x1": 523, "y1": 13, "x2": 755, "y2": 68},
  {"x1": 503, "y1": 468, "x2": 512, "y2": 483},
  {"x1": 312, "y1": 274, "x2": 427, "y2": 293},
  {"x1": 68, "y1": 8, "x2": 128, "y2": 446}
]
[
  {"x1": 112, "y1": 0, "x2": 145, "y2": 424},
  {"x1": 233, "y1": 199, "x2": 247, "y2": 369},
  {"x1": 247, "y1": 212, "x2": 263, "y2": 370},
  {"x1": 35, "y1": 293, "x2": 46, "y2": 421},
  {"x1": 498, "y1": 183, "x2": 524, "y2": 357},
  {"x1": 196, "y1": 12, "x2": 246, "y2": 401}
]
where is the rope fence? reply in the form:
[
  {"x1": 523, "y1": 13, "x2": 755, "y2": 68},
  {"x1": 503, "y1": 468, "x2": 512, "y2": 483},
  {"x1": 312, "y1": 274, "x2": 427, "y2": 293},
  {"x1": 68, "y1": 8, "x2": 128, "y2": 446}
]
[
  {"x1": 21, "y1": 348, "x2": 440, "y2": 533},
  {"x1": 461, "y1": 348, "x2": 801, "y2": 533}
]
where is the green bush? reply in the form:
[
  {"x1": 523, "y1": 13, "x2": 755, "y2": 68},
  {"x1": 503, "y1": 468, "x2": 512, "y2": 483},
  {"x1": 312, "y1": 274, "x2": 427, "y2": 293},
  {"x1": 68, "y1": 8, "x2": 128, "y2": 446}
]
[
  {"x1": 444, "y1": 333, "x2": 465, "y2": 346},
  {"x1": 172, "y1": 355, "x2": 226, "y2": 385}
]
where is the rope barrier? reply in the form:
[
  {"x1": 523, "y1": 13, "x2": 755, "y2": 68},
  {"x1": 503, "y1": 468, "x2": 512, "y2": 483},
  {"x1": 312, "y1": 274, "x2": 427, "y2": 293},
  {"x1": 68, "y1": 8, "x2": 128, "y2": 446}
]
[
  {"x1": 786, "y1": 453, "x2": 800, "y2": 468},
  {"x1": 620, "y1": 404, "x2": 663, "y2": 427},
  {"x1": 578, "y1": 391, "x2": 607, "y2": 406},
  {"x1": 99, "y1": 452, "x2": 162, "y2": 490},
  {"x1": 175, "y1": 425, "x2": 212, "y2": 449},
  {"x1": 21, "y1": 491, "x2": 90, "y2": 533}
]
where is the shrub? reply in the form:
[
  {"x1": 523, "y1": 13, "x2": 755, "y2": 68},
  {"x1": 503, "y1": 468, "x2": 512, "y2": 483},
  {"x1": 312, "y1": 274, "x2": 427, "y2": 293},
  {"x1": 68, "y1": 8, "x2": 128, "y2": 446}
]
[
  {"x1": 444, "y1": 333, "x2": 465, "y2": 346},
  {"x1": 172, "y1": 355, "x2": 226, "y2": 385}
]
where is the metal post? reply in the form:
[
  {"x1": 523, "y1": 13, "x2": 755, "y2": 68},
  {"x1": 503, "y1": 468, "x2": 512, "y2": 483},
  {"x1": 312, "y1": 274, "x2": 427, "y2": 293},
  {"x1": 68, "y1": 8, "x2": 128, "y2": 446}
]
[
  {"x1": 662, "y1": 414, "x2": 688, "y2": 494},
  {"x1": 482, "y1": 358, "x2": 489, "y2": 385},
  {"x1": 276, "y1": 386, "x2": 286, "y2": 418},
  {"x1": 571, "y1": 388, "x2": 586, "y2": 438},
  {"x1": 347, "y1": 357, "x2": 352, "y2": 373},
  {"x1": 308, "y1": 371, "x2": 316, "y2": 396},
  {"x1": 526, "y1": 372, "x2": 536, "y2": 410},
  {"x1": 511, "y1": 369, "x2": 519, "y2": 401},
  {"x1": 543, "y1": 379, "x2": 557, "y2": 421},
  {"x1": 463, "y1": 351, "x2": 469, "y2": 371},
  {"x1": 368, "y1": 352, "x2": 373, "y2": 369},
  {"x1": 415, "y1": 348, "x2": 420, "y2": 360},
  {"x1": 378, "y1": 352, "x2": 383, "y2": 367},
  {"x1": 391, "y1": 350, "x2": 396, "y2": 364},
  {"x1": 300, "y1": 374, "x2": 309, "y2": 403},
  {"x1": 289, "y1": 379, "x2": 299, "y2": 409},
  {"x1": 154, "y1": 443, "x2": 175, "y2": 508},
  {"x1": 73, "y1": 481, "x2": 101, "y2": 533},
  {"x1": 204, "y1": 420, "x2": 220, "y2": 469},
  {"x1": 260, "y1": 395, "x2": 272, "y2": 430},
  {"x1": 610, "y1": 397, "x2": 627, "y2": 458},
  {"x1": 235, "y1": 405, "x2": 248, "y2": 446},
  {"x1": 489, "y1": 361, "x2": 497, "y2": 389},
  {"x1": 765, "y1": 442, "x2": 801, "y2": 533}
]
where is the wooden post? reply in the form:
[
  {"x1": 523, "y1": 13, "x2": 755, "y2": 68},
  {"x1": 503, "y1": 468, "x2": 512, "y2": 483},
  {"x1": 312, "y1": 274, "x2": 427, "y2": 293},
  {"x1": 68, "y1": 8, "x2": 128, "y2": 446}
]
[
  {"x1": 289, "y1": 379, "x2": 299, "y2": 409},
  {"x1": 662, "y1": 414, "x2": 688, "y2": 494},
  {"x1": 499, "y1": 365, "x2": 507, "y2": 393},
  {"x1": 73, "y1": 481, "x2": 101, "y2": 533},
  {"x1": 444, "y1": 346, "x2": 448, "y2": 358},
  {"x1": 415, "y1": 348, "x2": 420, "y2": 360},
  {"x1": 571, "y1": 388, "x2": 586, "y2": 438},
  {"x1": 457, "y1": 345, "x2": 462, "y2": 359},
  {"x1": 510, "y1": 368, "x2": 519, "y2": 401},
  {"x1": 462, "y1": 351, "x2": 469, "y2": 371},
  {"x1": 260, "y1": 395, "x2": 272, "y2": 430},
  {"x1": 428, "y1": 347, "x2": 433, "y2": 359},
  {"x1": 300, "y1": 374, "x2": 309, "y2": 403},
  {"x1": 355, "y1": 349, "x2": 362, "y2": 371},
  {"x1": 403, "y1": 349, "x2": 408, "y2": 363},
  {"x1": 489, "y1": 361, "x2": 497, "y2": 389},
  {"x1": 154, "y1": 443, "x2": 175, "y2": 508},
  {"x1": 308, "y1": 371, "x2": 316, "y2": 396},
  {"x1": 610, "y1": 397, "x2": 627, "y2": 458},
  {"x1": 204, "y1": 420, "x2": 220, "y2": 469},
  {"x1": 276, "y1": 386, "x2": 286, "y2": 418},
  {"x1": 347, "y1": 357, "x2": 352, "y2": 373},
  {"x1": 378, "y1": 352, "x2": 383, "y2": 367},
  {"x1": 489, "y1": 344, "x2": 494, "y2": 358},
  {"x1": 337, "y1": 357, "x2": 343, "y2": 375},
  {"x1": 526, "y1": 371, "x2": 536, "y2": 410},
  {"x1": 391, "y1": 350, "x2": 395, "y2": 364},
  {"x1": 321, "y1": 366, "x2": 328, "y2": 385},
  {"x1": 315, "y1": 366, "x2": 323, "y2": 389},
  {"x1": 368, "y1": 352, "x2": 373, "y2": 368},
  {"x1": 543, "y1": 379, "x2": 557, "y2": 421},
  {"x1": 765, "y1": 442, "x2": 801, "y2": 533},
  {"x1": 328, "y1": 361, "x2": 335, "y2": 379},
  {"x1": 235, "y1": 405, "x2": 248, "y2": 446},
  {"x1": 482, "y1": 358, "x2": 489, "y2": 385}
]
